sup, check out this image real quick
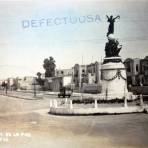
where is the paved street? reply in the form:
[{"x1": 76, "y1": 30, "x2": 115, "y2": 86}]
[{"x1": 0, "y1": 93, "x2": 148, "y2": 148}]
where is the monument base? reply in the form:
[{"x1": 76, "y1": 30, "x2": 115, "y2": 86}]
[
  {"x1": 101, "y1": 57, "x2": 128, "y2": 100},
  {"x1": 103, "y1": 56, "x2": 122, "y2": 64}
]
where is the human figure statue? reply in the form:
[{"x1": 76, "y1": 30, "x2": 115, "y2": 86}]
[
  {"x1": 106, "y1": 15, "x2": 120, "y2": 36},
  {"x1": 103, "y1": 15, "x2": 122, "y2": 63}
]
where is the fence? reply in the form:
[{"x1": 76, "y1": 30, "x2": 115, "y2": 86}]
[{"x1": 49, "y1": 95, "x2": 145, "y2": 110}]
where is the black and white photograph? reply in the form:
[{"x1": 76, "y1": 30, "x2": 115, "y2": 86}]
[{"x1": 0, "y1": 0, "x2": 148, "y2": 147}]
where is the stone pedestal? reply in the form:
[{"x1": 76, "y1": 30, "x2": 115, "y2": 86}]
[{"x1": 101, "y1": 57, "x2": 128, "y2": 100}]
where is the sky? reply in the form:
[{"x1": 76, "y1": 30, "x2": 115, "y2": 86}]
[{"x1": 0, "y1": 0, "x2": 148, "y2": 79}]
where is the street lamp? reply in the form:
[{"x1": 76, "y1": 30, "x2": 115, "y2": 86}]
[
  {"x1": 140, "y1": 79, "x2": 144, "y2": 106},
  {"x1": 32, "y1": 78, "x2": 37, "y2": 97},
  {"x1": 4, "y1": 80, "x2": 8, "y2": 94}
]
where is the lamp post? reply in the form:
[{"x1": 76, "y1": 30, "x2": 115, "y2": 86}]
[
  {"x1": 5, "y1": 80, "x2": 8, "y2": 95},
  {"x1": 140, "y1": 80, "x2": 144, "y2": 107},
  {"x1": 124, "y1": 84, "x2": 128, "y2": 107},
  {"x1": 33, "y1": 78, "x2": 37, "y2": 98}
]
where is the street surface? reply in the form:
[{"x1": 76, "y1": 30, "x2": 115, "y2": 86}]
[{"x1": 0, "y1": 91, "x2": 148, "y2": 148}]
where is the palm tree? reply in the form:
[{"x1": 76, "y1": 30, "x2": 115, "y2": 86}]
[
  {"x1": 37, "y1": 72, "x2": 42, "y2": 79},
  {"x1": 43, "y1": 56, "x2": 56, "y2": 77}
]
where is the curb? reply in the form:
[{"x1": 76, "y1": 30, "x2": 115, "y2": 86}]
[
  {"x1": 0, "y1": 93, "x2": 43, "y2": 100},
  {"x1": 49, "y1": 106, "x2": 147, "y2": 116}
]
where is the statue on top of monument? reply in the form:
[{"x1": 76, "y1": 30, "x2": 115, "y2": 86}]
[
  {"x1": 106, "y1": 15, "x2": 120, "y2": 36},
  {"x1": 104, "y1": 15, "x2": 122, "y2": 63}
]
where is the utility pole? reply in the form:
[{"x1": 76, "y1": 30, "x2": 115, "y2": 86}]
[
  {"x1": 80, "y1": 54, "x2": 84, "y2": 99},
  {"x1": 33, "y1": 78, "x2": 36, "y2": 97},
  {"x1": 5, "y1": 80, "x2": 8, "y2": 95},
  {"x1": 140, "y1": 80, "x2": 144, "y2": 107}
]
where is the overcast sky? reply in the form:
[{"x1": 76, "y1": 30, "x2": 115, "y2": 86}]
[{"x1": 0, "y1": 0, "x2": 148, "y2": 79}]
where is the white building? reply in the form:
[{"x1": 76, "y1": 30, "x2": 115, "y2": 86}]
[
  {"x1": 73, "y1": 64, "x2": 87, "y2": 89},
  {"x1": 17, "y1": 76, "x2": 41, "y2": 90},
  {"x1": 124, "y1": 58, "x2": 141, "y2": 86},
  {"x1": 55, "y1": 69, "x2": 73, "y2": 77}
]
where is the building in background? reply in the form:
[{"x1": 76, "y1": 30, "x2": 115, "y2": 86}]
[
  {"x1": 124, "y1": 58, "x2": 141, "y2": 86},
  {"x1": 51, "y1": 75, "x2": 73, "y2": 92},
  {"x1": 86, "y1": 62, "x2": 101, "y2": 84},
  {"x1": 72, "y1": 62, "x2": 101, "y2": 93},
  {"x1": 7, "y1": 77, "x2": 18, "y2": 90},
  {"x1": 2, "y1": 56, "x2": 147, "y2": 93},
  {"x1": 55, "y1": 69, "x2": 73, "y2": 77},
  {"x1": 17, "y1": 76, "x2": 41, "y2": 90},
  {"x1": 46, "y1": 68, "x2": 74, "y2": 91},
  {"x1": 73, "y1": 64, "x2": 87, "y2": 89},
  {"x1": 124, "y1": 56, "x2": 148, "y2": 87},
  {"x1": 140, "y1": 56, "x2": 148, "y2": 86},
  {"x1": 84, "y1": 62, "x2": 101, "y2": 93}
]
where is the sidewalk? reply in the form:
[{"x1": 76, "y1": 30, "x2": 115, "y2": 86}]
[
  {"x1": 0, "y1": 90, "x2": 43, "y2": 100},
  {"x1": 13, "y1": 90, "x2": 97, "y2": 99}
]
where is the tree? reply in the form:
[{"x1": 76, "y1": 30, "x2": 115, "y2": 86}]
[
  {"x1": 37, "y1": 72, "x2": 42, "y2": 79},
  {"x1": 36, "y1": 72, "x2": 44, "y2": 86},
  {"x1": 43, "y1": 56, "x2": 56, "y2": 77}
]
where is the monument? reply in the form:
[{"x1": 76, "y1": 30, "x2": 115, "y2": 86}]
[
  {"x1": 101, "y1": 15, "x2": 128, "y2": 100},
  {"x1": 49, "y1": 15, "x2": 146, "y2": 115}
]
